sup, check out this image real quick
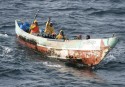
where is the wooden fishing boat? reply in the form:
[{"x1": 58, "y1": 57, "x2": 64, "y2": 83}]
[{"x1": 15, "y1": 20, "x2": 118, "y2": 66}]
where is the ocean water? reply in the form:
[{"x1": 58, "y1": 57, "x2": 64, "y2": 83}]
[{"x1": 0, "y1": 0, "x2": 125, "y2": 87}]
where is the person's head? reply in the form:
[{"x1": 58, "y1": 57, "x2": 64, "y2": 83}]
[
  {"x1": 50, "y1": 22, "x2": 53, "y2": 27},
  {"x1": 33, "y1": 20, "x2": 37, "y2": 23},
  {"x1": 59, "y1": 30, "x2": 64, "y2": 36},
  {"x1": 86, "y1": 35, "x2": 90, "y2": 39},
  {"x1": 78, "y1": 34, "x2": 82, "y2": 39},
  {"x1": 33, "y1": 20, "x2": 38, "y2": 25}
]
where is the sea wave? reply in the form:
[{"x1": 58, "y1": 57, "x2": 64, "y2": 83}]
[
  {"x1": 0, "y1": 33, "x2": 8, "y2": 38},
  {"x1": 0, "y1": 46, "x2": 13, "y2": 57},
  {"x1": 89, "y1": 8, "x2": 125, "y2": 16}
]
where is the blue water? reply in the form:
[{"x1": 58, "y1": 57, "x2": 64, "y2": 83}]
[{"x1": 0, "y1": 0, "x2": 125, "y2": 87}]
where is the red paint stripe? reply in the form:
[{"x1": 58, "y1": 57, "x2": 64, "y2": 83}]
[{"x1": 17, "y1": 36, "x2": 48, "y2": 53}]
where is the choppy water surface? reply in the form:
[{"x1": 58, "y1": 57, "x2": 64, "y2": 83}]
[{"x1": 0, "y1": 0, "x2": 125, "y2": 87}]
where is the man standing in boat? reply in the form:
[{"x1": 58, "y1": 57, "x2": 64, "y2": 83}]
[
  {"x1": 30, "y1": 20, "x2": 40, "y2": 36},
  {"x1": 44, "y1": 17, "x2": 55, "y2": 38}
]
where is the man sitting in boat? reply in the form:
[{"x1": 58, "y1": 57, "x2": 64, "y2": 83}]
[
  {"x1": 56, "y1": 30, "x2": 66, "y2": 40},
  {"x1": 30, "y1": 20, "x2": 40, "y2": 36},
  {"x1": 74, "y1": 34, "x2": 82, "y2": 40},
  {"x1": 86, "y1": 35, "x2": 90, "y2": 39},
  {"x1": 44, "y1": 17, "x2": 55, "y2": 38}
]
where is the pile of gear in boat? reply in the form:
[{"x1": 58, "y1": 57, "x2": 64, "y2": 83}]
[{"x1": 19, "y1": 17, "x2": 90, "y2": 40}]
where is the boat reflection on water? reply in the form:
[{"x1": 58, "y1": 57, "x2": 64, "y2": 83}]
[{"x1": 57, "y1": 64, "x2": 105, "y2": 84}]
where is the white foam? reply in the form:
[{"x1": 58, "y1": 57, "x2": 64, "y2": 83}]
[
  {"x1": 0, "y1": 33, "x2": 8, "y2": 38},
  {"x1": 2, "y1": 46, "x2": 12, "y2": 53},
  {"x1": 43, "y1": 61, "x2": 62, "y2": 68},
  {"x1": 1, "y1": 46, "x2": 13, "y2": 57}
]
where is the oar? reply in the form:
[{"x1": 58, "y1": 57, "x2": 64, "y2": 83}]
[{"x1": 32, "y1": 10, "x2": 40, "y2": 23}]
